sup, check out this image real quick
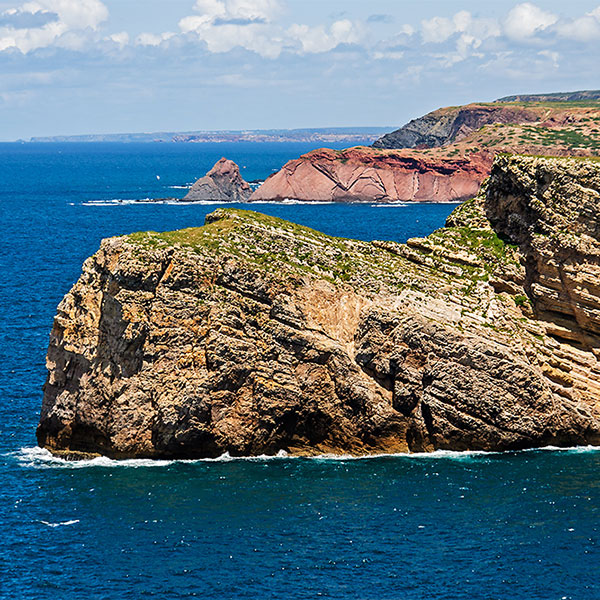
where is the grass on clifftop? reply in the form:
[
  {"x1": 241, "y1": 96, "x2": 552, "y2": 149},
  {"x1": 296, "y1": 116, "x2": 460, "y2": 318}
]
[{"x1": 125, "y1": 203, "x2": 521, "y2": 305}]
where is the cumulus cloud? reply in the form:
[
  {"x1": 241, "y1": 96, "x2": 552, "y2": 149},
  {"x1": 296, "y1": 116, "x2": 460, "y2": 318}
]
[
  {"x1": 0, "y1": 9, "x2": 57, "y2": 29},
  {"x1": 503, "y1": 3, "x2": 557, "y2": 40},
  {"x1": 555, "y1": 7, "x2": 600, "y2": 42},
  {"x1": 107, "y1": 31, "x2": 129, "y2": 48},
  {"x1": 0, "y1": 0, "x2": 108, "y2": 53},
  {"x1": 288, "y1": 19, "x2": 361, "y2": 54},
  {"x1": 135, "y1": 32, "x2": 175, "y2": 47},
  {"x1": 179, "y1": 0, "x2": 359, "y2": 58},
  {"x1": 179, "y1": 0, "x2": 282, "y2": 57},
  {"x1": 421, "y1": 10, "x2": 500, "y2": 44}
]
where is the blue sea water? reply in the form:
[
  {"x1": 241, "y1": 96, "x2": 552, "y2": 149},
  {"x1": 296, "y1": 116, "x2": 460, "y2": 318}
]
[{"x1": 0, "y1": 142, "x2": 598, "y2": 600}]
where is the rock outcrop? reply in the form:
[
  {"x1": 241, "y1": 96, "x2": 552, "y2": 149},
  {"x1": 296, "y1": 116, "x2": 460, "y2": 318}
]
[
  {"x1": 251, "y1": 96, "x2": 600, "y2": 203},
  {"x1": 373, "y1": 105, "x2": 539, "y2": 150},
  {"x1": 373, "y1": 95, "x2": 600, "y2": 151},
  {"x1": 183, "y1": 157, "x2": 251, "y2": 202},
  {"x1": 37, "y1": 155, "x2": 600, "y2": 459},
  {"x1": 250, "y1": 147, "x2": 492, "y2": 203}
]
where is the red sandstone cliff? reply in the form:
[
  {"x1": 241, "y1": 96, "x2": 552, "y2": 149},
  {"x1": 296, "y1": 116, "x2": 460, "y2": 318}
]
[
  {"x1": 250, "y1": 96, "x2": 600, "y2": 204},
  {"x1": 250, "y1": 147, "x2": 492, "y2": 203}
]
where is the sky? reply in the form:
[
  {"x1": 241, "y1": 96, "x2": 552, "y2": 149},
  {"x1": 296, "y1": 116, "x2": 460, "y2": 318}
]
[{"x1": 0, "y1": 0, "x2": 599, "y2": 140}]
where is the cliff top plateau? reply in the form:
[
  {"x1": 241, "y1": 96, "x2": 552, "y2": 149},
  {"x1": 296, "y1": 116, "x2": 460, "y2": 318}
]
[{"x1": 38, "y1": 155, "x2": 600, "y2": 459}]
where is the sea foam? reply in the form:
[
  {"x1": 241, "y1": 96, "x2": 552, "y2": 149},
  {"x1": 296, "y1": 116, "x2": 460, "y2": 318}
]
[{"x1": 11, "y1": 444, "x2": 600, "y2": 470}]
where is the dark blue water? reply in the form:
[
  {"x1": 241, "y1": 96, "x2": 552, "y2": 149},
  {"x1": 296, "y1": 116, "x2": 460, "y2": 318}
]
[{"x1": 0, "y1": 143, "x2": 598, "y2": 600}]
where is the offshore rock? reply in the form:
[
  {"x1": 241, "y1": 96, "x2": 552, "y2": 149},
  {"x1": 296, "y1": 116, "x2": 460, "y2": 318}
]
[
  {"x1": 37, "y1": 155, "x2": 600, "y2": 458},
  {"x1": 183, "y1": 157, "x2": 251, "y2": 202},
  {"x1": 250, "y1": 147, "x2": 491, "y2": 203}
]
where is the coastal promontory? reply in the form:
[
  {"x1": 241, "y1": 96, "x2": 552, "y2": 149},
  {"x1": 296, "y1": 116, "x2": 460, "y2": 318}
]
[
  {"x1": 38, "y1": 155, "x2": 600, "y2": 458},
  {"x1": 251, "y1": 92, "x2": 600, "y2": 203}
]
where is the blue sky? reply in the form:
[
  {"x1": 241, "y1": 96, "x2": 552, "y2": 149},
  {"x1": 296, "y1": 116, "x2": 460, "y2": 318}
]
[{"x1": 0, "y1": 0, "x2": 599, "y2": 140}]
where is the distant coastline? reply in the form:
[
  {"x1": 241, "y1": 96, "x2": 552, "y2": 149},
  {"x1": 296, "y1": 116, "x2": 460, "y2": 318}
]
[{"x1": 27, "y1": 127, "x2": 393, "y2": 144}]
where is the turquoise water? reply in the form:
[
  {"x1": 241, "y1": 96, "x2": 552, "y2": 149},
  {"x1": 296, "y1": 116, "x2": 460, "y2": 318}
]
[{"x1": 0, "y1": 143, "x2": 598, "y2": 599}]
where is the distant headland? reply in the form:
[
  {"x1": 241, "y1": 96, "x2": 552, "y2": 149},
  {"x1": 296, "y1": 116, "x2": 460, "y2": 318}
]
[{"x1": 27, "y1": 127, "x2": 393, "y2": 145}]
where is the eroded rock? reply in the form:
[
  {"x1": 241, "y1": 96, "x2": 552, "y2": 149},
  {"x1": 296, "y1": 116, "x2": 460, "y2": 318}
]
[
  {"x1": 37, "y1": 156, "x2": 600, "y2": 458},
  {"x1": 183, "y1": 157, "x2": 251, "y2": 202}
]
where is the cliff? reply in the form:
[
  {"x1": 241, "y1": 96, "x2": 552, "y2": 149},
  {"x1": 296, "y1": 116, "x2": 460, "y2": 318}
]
[
  {"x1": 373, "y1": 105, "x2": 539, "y2": 150},
  {"x1": 252, "y1": 94, "x2": 600, "y2": 203},
  {"x1": 37, "y1": 155, "x2": 600, "y2": 459},
  {"x1": 249, "y1": 147, "x2": 491, "y2": 203},
  {"x1": 183, "y1": 157, "x2": 251, "y2": 202},
  {"x1": 373, "y1": 97, "x2": 600, "y2": 151}
]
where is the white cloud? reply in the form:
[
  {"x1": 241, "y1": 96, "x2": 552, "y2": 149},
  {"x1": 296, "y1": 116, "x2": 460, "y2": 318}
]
[
  {"x1": 288, "y1": 19, "x2": 361, "y2": 54},
  {"x1": 421, "y1": 11, "x2": 500, "y2": 44},
  {"x1": 108, "y1": 31, "x2": 129, "y2": 48},
  {"x1": 556, "y1": 8, "x2": 600, "y2": 42},
  {"x1": 135, "y1": 32, "x2": 175, "y2": 47},
  {"x1": 190, "y1": 0, "x2": 280, "y2": 23},
  {"x1": 557, "y1": 16, "x2": 600, "y2": 42},
  {"x1": 538, "y1": 49, "x2": 559, "y2": 68},
  {"x1": 22, "y1": 0, "x2": 107, "y2": 29},
  {"x1": 180, "y1": 1, "x2": 358, "y2": 58},
  {"x1": 504, "y1": 3, "x2": 557, "y2": 40},
  {"x1": 0, "y1": 0, "x2": 108, "y2": 53},
  {"x1": 421, "y1": 15, "x2": 456, "y2": 44},
  {"x1": 179, "y1": 0, "x2": 282, "y2": 57}
]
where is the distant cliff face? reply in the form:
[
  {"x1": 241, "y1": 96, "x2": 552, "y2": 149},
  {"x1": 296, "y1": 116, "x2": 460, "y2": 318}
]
[
  {"x1": 251, "y1": 96, "x2": 600, "y2": 204},
  {"x1": 38, "y1": 156, "x2": 600, "y2": 459},
  {"x1": 373, "y1": 105, "x2": 540, "y2": 150},
  {"x1": 373, "y1": 100, "x2": 600, "y2": 151},
  {"x1": 250, "y1": 147, "x2": 492, "y2": 203},
  {"x1": 184, "y1": 157, "x2": 251, "y2": 202}
]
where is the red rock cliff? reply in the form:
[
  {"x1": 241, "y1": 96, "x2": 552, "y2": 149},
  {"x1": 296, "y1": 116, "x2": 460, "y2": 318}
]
[{"x1": 250, "y1": 148, "x2": 492, "y2": 203}]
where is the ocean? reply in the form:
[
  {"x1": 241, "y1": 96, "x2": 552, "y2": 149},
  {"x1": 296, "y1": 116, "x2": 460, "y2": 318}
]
[{"x1": 0, "y1": 142, "x2": 598, "y2": 600}]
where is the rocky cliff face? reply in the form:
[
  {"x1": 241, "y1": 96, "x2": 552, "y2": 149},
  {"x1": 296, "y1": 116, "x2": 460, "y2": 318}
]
[
  {"x1": 373, "y1": 105, "x2": 539, "y2": 150},
  {"x1": 251, "y1": 98, "x2": 600, "y2": 203},
  {"x1": 372, "y1": 97, "x2": 600, "y2": 151},
  {"x1": 38, "y1": 155, "x2": 600, "y2": 459},
  {"x1": 183, "y1": 157, "x2": 251, "y2": 202},
  {"x1": 250, "y1": 147, "x2": 492, "y2": 203}
]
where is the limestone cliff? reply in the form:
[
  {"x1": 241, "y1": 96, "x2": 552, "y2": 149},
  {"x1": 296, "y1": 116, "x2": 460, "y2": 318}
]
[
  {"x1": 37, "y1": 155, "x2": 600, "y2": 459},
  {"x1": 183, "y1": 157, "x2": 251, "y2": 202}
]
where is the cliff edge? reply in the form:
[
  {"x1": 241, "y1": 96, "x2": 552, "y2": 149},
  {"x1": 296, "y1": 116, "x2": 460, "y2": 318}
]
[{"x1": 38, "y1": 155, "x2": 600, "y2": 459}]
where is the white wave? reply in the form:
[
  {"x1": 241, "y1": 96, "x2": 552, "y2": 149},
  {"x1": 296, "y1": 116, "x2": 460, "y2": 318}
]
[
  {"x1": 250, "y1": 199, "x2": 336, "y2": 205},
  {"x1": 12, "y1": 444, "x2": 599, "y2": 470},
  {"x1": 14, "y1": 446, "x2": 290, "y2": 469},
  {"x1": 82, "y1": 198, "x2": 239, "y2": 207},
  {"x1": 81, "y1": 198, "x2": 154, "y2": 206},
  {"x1": 370, "y1": 203, "x2": 408, "y2": 208},
  {"x1": 168, "y1": 185, "x2": 191, "y2": 189},
  {"x1": 39, "y1": 519, "x2": 80, "y2": 528}
]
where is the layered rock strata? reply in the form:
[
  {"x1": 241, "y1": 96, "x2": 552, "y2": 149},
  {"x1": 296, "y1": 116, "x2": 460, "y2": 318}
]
[
  {"x1": 249, "y1": 148, "x2": 492, "y2": 203},
  {"x1": 373, "y1": 105, "x2": 539, "y2": 150},
  {"x1": 38, "y1": 155, "x2": 600, "y2": 459},
  {"x1": 183, "y1": 157, "x2": 251, "y2": 202}
]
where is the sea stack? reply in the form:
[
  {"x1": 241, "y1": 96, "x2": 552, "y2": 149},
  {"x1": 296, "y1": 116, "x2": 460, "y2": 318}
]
[
  {"x1": 37, "y1": 155, "x2": 600, "y2": 459},
  {"x1": 183, "y1": 157, "x2": 252, "y2": 202}
]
